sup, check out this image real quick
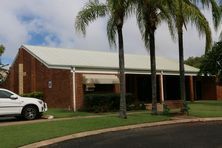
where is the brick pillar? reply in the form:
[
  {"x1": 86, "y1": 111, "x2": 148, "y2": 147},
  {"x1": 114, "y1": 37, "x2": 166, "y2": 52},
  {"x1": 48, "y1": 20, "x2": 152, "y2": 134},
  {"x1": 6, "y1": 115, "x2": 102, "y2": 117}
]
[
  {"x1": 216, "y1": 82, "x2": 222, "y2": 100},
  {"x1": 189, "y1": 76, "x2": 195, "y2": 102},
  {"x1": 75, "y1": 73, "x2": 84, "y2": 110}
]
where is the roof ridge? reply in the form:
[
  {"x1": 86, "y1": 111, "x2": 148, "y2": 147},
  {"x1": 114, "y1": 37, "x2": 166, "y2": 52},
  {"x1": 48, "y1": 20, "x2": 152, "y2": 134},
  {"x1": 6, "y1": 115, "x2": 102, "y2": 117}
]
[{"x1": 22, "y1": 44, "x2": 152, "y2": 57}]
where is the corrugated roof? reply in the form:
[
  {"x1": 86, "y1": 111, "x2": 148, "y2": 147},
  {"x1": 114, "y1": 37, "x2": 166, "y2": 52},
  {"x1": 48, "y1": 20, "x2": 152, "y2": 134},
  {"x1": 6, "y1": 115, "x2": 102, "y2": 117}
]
[{"x1": 21, "y1": 45, "x2": 199, "y2": 74}]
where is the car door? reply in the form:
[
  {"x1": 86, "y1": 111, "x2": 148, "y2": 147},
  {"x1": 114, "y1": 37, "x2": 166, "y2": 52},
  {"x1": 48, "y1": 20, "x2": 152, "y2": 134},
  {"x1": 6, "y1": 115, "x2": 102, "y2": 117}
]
[{"x1": 0, "y1": 90, "x2": 23, "y2": 115}]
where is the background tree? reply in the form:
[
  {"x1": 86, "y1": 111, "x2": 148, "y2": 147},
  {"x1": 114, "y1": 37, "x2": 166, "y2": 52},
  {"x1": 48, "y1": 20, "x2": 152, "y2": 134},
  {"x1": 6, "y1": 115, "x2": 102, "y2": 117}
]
[
  {"x1": 0, "y1": 44, "x2": 5, "y2": 65},
  {"x1": 199, "y1": 41, "x2": 222, "y2": 82},
  {"x1": 0, "y1": 44, "x2": 7, "y2": 84},
  {"x1": 184, "y1": 56, "x2": 204, "y2": 68},
  {"x1": 75, "y1": 0, "x2": 133, "y2": 118}
]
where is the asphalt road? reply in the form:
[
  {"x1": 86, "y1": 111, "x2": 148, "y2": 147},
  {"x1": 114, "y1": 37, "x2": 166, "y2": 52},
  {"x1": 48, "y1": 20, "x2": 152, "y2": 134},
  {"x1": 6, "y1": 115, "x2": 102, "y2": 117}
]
[{"x1": 47, "y1": 121, "x2": 222, "y2": 148}]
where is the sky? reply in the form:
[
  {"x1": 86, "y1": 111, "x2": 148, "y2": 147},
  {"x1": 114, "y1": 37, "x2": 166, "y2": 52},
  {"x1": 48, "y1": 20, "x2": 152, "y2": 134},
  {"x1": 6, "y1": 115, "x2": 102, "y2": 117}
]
[{"x1": 0, "y1": 0, "x2": 221, "y2": 65}]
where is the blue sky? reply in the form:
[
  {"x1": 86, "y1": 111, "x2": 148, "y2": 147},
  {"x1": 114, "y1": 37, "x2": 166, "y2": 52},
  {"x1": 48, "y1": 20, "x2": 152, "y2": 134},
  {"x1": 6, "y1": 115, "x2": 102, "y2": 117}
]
[{"x1": 0, "y1": 0, "x2": 221, "y2": 65}]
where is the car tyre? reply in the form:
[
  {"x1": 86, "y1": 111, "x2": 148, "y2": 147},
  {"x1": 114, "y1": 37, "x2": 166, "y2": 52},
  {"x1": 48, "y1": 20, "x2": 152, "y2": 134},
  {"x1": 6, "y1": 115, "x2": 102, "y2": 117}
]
[{"x1": 22, "y1": 106, "x2": 38, "y2": 120}]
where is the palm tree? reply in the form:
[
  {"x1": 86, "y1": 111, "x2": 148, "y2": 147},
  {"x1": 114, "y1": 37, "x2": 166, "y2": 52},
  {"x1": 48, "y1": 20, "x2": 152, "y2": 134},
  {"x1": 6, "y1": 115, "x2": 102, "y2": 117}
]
[
  {"x1": 75, "y1": 0, "x2": 133, "y2": 118},
  {"x1": 171, "y1": 0, "x2": 220, "y2": 113},
  {"x1": 0, "y1": 44, "x2": 5, "y2": 65},
  {"x1": 134, "y1": 0, "x2": 174, "y2": 114}
]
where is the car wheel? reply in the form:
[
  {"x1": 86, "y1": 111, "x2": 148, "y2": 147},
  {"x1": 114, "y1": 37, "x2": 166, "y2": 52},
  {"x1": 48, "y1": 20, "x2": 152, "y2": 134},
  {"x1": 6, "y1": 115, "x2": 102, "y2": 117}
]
[{"x1": 22, "y1": 106, "x2": 38, "y2": 120}]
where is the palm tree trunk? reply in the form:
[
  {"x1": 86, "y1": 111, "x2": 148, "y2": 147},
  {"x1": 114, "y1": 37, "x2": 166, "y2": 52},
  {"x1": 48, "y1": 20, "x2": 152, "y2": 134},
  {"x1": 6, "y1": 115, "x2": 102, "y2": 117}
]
[
  {"x1": 150, "y1": 29, "x2": 157, "y2": 114},
  {"x1": 178, "y1": 0, "x2": 188, "y2": 114},
  {"x1": 178, "y1": 27, "x2": 187, "y2": 112},
  {"x1": 117, "y1": 26, "x2": 127, "y2": 119}
]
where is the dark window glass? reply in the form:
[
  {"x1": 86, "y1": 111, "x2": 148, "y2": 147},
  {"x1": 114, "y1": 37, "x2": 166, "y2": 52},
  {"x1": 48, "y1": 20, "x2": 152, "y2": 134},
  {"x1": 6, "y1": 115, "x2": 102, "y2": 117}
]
[
  {"x1": 84, "y1": 84, "x2": 114, "y2": 93},
  {"x1": 0, "y1": 90, "x2": 13, "y2": 98}
]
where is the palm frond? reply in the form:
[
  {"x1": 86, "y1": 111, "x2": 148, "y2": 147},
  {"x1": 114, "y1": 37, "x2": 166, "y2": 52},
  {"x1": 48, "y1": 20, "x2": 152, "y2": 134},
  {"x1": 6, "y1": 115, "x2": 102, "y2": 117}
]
[
  {"x1": 75, "y1": 0, "x2": 107, "y2": 35},
  {"x1": 107, "y1": 16, "x2": 117, "y2": 48},
  {"x1": 184, "y1": 2, "x2": 212, "y2": 52},
  {"x1": 191, "y1": 0, "x2": 221, "y2": 29}
]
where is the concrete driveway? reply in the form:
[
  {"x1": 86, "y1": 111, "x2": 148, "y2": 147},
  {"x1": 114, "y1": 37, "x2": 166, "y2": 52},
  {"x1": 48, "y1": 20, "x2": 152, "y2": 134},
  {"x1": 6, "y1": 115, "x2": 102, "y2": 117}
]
[{"x1": 47, "y1": 121, "x2": 222, "y2": 148}]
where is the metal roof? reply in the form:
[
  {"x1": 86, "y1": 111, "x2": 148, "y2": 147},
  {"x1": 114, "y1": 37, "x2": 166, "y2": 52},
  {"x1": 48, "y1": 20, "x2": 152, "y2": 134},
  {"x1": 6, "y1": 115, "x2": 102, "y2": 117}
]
[{"x1": 21, "y1": 45, "x2": 199, "y2": 74}]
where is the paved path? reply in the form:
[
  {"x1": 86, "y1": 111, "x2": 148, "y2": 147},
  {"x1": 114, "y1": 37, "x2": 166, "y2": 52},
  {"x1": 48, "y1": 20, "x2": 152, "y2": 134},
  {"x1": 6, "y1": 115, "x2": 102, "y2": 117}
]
[
  {"x1": 0, "y1": 111, "x2": 145, "y2": 127},
  {"x1": 46, "y1": 121, "x2": 222, "y2": 148}
]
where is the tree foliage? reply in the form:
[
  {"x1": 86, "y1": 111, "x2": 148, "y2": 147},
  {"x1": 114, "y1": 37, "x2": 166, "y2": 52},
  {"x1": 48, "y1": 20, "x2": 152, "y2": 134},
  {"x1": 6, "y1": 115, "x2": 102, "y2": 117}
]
[
  {"x1": 0, "y1": 44, "x2": 5, "y2": 57},
  {"x1": 199, "y1": 41, "x2": 222, "y2": 82},
  {"x1": 185, "y1": 56, "x2": 204, "y2": 68}
]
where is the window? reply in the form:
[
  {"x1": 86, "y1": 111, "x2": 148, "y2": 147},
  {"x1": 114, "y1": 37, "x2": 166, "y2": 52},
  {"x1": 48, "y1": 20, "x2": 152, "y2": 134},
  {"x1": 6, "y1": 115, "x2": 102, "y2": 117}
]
[{"x1": 0, "y1": 90, "x2": 13, "y2": 98}]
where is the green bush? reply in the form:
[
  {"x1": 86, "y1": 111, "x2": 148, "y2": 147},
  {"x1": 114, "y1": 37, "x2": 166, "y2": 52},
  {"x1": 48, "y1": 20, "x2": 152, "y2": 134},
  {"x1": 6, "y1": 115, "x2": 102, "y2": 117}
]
[
  {"x1": 21, "y1": 91, "x2": 44, "y2": 100},
  {"x1": 83, "y1": 93, "x2": 134, "y2": 112}
]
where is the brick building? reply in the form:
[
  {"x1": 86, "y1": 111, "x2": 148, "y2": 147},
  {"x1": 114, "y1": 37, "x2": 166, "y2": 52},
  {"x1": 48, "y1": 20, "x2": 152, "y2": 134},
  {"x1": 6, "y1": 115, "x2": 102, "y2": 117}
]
[{"x1": 3, "y1": 45, "x2": 222, "y2": 110}]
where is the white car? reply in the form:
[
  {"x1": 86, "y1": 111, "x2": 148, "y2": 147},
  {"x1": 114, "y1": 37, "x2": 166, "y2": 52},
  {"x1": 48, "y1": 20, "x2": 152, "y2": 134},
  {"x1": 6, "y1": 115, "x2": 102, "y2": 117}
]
[{"x1": 0, "y1": 88, "x2": 47, "y2": 120}]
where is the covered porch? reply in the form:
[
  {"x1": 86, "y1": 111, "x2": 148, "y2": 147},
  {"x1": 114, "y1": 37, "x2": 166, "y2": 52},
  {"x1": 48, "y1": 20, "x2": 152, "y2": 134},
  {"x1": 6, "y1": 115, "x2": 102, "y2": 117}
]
[{"x1": 126, "y1": 73, "x2": 197, "y2": 104}]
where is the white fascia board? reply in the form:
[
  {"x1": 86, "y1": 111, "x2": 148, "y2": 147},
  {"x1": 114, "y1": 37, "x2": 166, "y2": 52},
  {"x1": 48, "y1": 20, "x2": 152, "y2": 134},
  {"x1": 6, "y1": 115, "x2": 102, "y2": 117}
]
[{"x1": 46, "y1": 65, "x2": 199, "y2": 76}]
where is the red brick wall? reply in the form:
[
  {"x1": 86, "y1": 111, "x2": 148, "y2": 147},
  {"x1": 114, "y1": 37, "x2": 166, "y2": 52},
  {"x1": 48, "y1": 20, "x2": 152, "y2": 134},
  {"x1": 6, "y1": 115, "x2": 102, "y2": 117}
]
[
  {"x1": 201, "y1": 77, "x2": 217, "y2": 100},
  {"x1": 3, "y1": 48, "x2": 121, "y2": 110},
  {"x1": 75, "y1": 73, "x2": 84, "y2": 109},
  {"x1": 4, "y1": 48, "x2": 73, "y2": 109},
  {"x1": 216, "y1": 83, "x2": 222, "y2": 100}
]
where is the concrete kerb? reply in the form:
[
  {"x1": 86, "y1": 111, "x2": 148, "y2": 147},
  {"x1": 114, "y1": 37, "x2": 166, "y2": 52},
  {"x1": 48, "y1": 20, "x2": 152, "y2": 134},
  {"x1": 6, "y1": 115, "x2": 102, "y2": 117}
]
[{"x1": 20, "y1": 117, "x2": 222, "y2": 148}]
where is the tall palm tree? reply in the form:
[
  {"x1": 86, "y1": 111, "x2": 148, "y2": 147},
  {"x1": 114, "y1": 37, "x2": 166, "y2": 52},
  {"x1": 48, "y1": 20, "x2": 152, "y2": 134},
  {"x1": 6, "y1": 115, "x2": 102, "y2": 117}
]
[
  {"x1": 0, "y1": 44, "x2": 5, "y2": 65},
  {"x1": 171, "y1": 0, "x2": 220, "y2": 113},
  {"x1": 75, "y1": 0, "x2": 133, "y2": 118},
  {"x1": 134, "y1": 0, "x2": 173, "y2": 114}
]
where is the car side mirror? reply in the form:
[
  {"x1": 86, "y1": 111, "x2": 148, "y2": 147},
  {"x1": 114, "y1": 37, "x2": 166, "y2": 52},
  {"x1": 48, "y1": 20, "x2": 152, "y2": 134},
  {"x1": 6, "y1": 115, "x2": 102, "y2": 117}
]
[{"x1": 10, "y1": 95, "x2": 18, "y2": 100}]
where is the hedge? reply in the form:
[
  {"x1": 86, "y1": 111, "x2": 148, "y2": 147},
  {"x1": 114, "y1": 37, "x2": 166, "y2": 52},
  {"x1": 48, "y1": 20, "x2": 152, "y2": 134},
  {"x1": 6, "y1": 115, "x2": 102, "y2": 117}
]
[
  {"x1": 21, "y1": 91, "x2": 44, "y2": 100},
  {"x1": 83, "y1": 93, "x2": 145, "y2": 112}
]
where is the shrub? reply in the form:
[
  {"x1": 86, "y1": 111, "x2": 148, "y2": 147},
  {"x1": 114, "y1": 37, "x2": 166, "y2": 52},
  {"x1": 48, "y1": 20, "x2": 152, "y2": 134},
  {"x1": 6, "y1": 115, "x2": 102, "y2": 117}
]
[
  {"x1": 21, "y1": 91, "x2": 44, "y2": 100},
  {"x1": 83, "y1": 93, "x2": 134, "y2": 112}
]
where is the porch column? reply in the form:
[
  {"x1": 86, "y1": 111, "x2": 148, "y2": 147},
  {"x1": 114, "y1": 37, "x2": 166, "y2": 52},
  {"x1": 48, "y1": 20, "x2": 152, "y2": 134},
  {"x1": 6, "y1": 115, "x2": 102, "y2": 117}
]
[
  {"x1": 71, "y1": 67, "x2": 76, "y2": 112},
  {"x1": 189, "y1": 76, "x2": 195, "y2": 102},
  {"x1": 159, "y1": 71, "x2": 164, "y2": 103}
]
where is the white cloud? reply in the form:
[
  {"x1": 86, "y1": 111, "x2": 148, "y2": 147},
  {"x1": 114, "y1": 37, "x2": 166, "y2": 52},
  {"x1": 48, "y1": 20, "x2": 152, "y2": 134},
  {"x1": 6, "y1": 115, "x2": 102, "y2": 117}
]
[{"x1": 0, "y1": 0, "x2": 220, "y2": 64}]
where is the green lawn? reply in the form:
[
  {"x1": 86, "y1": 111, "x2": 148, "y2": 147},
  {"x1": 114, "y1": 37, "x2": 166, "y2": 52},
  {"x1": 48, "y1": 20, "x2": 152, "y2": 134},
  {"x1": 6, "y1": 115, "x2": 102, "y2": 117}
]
[
  {"x1": 44, "y1": 108, "x2": 146, "y2": 118},
  {"x1": 45, "y1": 108, "x2": 96, "y2": 118},
  {"x1": 189, "y1": 100, "x2": 222, "y2": 117},
  {"x1": 0, "y1": 113, "x2": 168, "y2": 148}
]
